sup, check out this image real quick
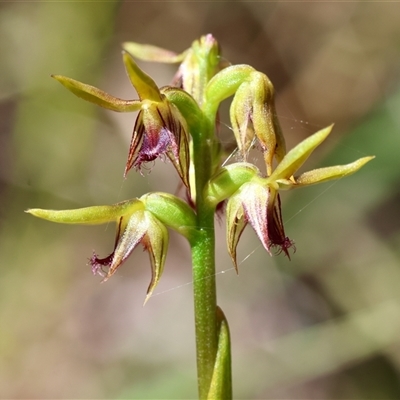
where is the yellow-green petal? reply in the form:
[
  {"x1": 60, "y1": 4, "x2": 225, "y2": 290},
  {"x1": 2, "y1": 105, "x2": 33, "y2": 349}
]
[
  {"x1": 26, "y1": 199, "x2": 145, "y2": 225},
  {"x1": 122, "y1": 52, "x2": 162, "y2": 102},
  {"x1": 123, "y1": 41, "x2": 187, "y2": 63},
  {"x1": 52, "y1": 75, "x2": 141, "y2": 112},
  {"x1": 269, "y1": 124, "x2": 334, "y2": 181},
  {"x1": 295, "y1": 156, "x2": 375, "y2": 186}
]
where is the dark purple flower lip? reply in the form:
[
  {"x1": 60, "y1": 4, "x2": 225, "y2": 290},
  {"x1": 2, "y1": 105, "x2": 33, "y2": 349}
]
[{"x1": 89, "y1": 252, "x2": 113, "y2": 277}]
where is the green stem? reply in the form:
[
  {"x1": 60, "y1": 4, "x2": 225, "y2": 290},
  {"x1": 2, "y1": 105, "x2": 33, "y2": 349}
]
[
  {"x1": 191, "y1": 213, "x2": 218, "y2": 399},
  {"x1": 189, "y1": 97, "x2": 233, "y2": 397},
  {"x1": 187, "y1": 39, "x2": 232, "y2": 398},
  {"x1": 191, "y1": 115, "x2": 219, "y2": 398}
]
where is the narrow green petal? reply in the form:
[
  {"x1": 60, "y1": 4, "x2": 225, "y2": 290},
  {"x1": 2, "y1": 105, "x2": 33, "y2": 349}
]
[
  {"x1": 143, "y1": 212, "x2": 169, "y2": 304},
  {"x1": 269, "y1": 125, "x2": 334, "y2": 181},
  {"x1": 26, "y1": 199, "x2": 144, "y2": 225},
  {"x1": 122, "y1": 52, "x2": 162, "y2": 102},
  {"x1": 295, "y1": 156, "x2": 375, "y2": 186},
  {"x1": 123, "y1": 41, "x2": 187, "y2": 63},
  {"x1": 52, "y1": 75, "x2": 141, "y2": 112},
  {"x1": 226, "y1": 195, "x2": 247, "y2": 273}
]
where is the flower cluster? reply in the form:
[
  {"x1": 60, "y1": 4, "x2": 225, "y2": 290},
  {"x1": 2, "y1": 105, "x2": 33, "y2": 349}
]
[{"x1": 27, "y1": 35, "x2": 373, "y2": 299}]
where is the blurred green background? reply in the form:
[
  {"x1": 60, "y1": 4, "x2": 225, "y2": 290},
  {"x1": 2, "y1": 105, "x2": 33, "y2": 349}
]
[{"x1": 1, "y1": 1, "x2": 400, "y2": 398}]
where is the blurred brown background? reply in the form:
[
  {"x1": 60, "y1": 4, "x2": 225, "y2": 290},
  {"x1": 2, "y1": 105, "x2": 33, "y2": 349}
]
[{"x1": 1, "y1": 1, "x2": 400, "y2": 398}]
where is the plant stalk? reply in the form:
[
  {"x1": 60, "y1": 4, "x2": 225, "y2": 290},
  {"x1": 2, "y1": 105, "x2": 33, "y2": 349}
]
[{"x1": 190, "y1": 112, "x2": 219, "y2": 397}]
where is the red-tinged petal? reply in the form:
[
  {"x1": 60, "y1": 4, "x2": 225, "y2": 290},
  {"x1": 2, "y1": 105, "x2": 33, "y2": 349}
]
[
  {"x1": 124, "y1": 100, "x2": 190, "y2": 188},
  {"x1": 100, "y1": 211, "x2": 148, "y2": 281},
  {"x1": 165, "y1": 104, "x2": 190, "y2": 188},
  {"x1": 267, "y1": 192, "x2": 295, "y2": 259},
  {"x1": 226, "y1": 181, "x2": 294, "y2": 268},
  {"x1": 85, "y1": 207, "x2": 170, "y2": 304},
  {"x1": 240, "y1": 182, "x2": 271, "y2": 253},
  {"x1": 226, "y1": 195, "x2": 247, "y2": 273},
  {"x1": 142, "y1": 212, "x2": 169, "y2": 304},
  {"x1": 125, "y1": 110, "x2": 145, "y2": 176}
]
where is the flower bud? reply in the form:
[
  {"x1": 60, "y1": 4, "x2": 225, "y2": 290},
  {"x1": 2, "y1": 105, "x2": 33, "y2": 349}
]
[{"x1": 229, "y1": 71, "x2": 286, "y2": 175}]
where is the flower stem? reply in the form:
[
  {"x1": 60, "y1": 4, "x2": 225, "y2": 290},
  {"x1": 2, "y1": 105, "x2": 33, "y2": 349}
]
[
  {"x1": 191, "y1": 213, "x2": 218, "y2": 399},
  {"x1": 190, "y1": 112, "x2": 219, "y2": 397},
  {"x1": 190, "y1": 101, "x2": 232, "y2": 397}
]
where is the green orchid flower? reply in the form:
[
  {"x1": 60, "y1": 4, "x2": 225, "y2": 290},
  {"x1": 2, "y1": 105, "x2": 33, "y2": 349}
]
[
  {"x1": 52, "y1": 52, "x2": 191, "y2": 187},
  {"x1": 206, "y1": 124, "x2": 374, "y2": 269},
  {"x1": 26, "y1": 194, "x2": 196, "y2": 303}
]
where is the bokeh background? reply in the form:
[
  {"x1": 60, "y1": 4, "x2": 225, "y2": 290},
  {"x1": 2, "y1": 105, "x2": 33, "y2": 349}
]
[{"x1": 1, "y1": 1, "x2": 400, "y2": 398}]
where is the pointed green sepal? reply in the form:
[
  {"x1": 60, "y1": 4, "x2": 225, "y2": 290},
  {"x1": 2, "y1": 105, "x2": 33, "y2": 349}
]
[
  {"x1": 122, "y1": 51, "x2": 162, "y2": 102},
  {"x1": 295, "y1": 156, "x2": 375, "y2": 186},
  {"x1": 123, "y1": 41, "x2": 187, "y2": 63},
  {"x1": 205, "y1": 163, "x2": 260, "y2": 208},
  {"x1": 269, "y1": 124, "x2": 334, "y2": 181},
  {"x1": 141, "y1": 192, "x2": 196, "y2": 239},
  {"x1": 51, "y1": 75, "x2": 142, "y2": 112},
  {"x1": 25, "y1": 199, "x2": 145, "y2": 225},
  {"x1": 226, "y1": 194, "x2": 247, "y2": 273}
]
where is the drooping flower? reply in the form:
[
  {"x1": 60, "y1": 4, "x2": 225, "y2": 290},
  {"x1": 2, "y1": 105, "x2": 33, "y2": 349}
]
[
  {"x1": 89, "y1": 209, "x2": 168, "y2": 298},
  {"x1": 26, "y1": 199, "x2": 168, "y2": 303},
  {"x1": 52, "y1": 52, "x2": 190, "y2": 187},
  {"x1": 226, "y1": 180, "x2": 294, "y2": 271},
  {"x1": 26, "y1": 193, "x2": 197, "y2": 303},
  {"x1": 126, "y1": 96, "x2": 190, "y2": 186},
  {"x1": 206, "y1": 125, "x2": 374, "y2": 269}
]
